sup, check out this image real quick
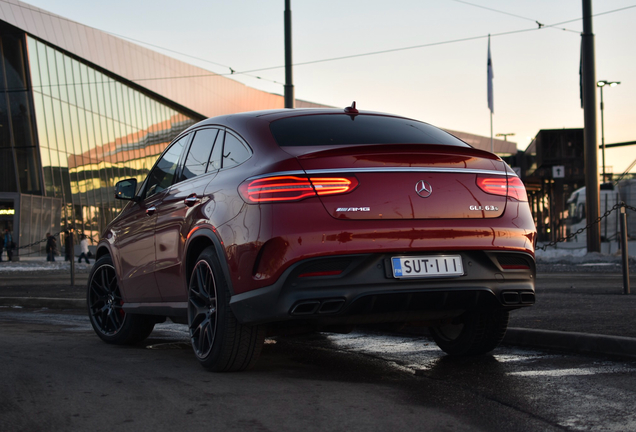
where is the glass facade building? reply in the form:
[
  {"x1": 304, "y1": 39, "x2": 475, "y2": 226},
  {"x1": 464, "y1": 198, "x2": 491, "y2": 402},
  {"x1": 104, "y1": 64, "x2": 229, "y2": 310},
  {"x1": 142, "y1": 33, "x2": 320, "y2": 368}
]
[
  {"x1": 0, "y1": 16, "x2": 203, "y2": 255},
  {"x1": 27, "y1": 37, "x2": 199, "y2": 241}
]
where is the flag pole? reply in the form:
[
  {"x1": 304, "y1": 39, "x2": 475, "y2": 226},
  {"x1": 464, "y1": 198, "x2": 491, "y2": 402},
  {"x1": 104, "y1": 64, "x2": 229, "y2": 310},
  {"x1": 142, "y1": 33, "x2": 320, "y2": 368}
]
[
  {"x1": 490, "y1": 110, "x2": 493, "y2": 153},
  {"x1": 487, "y1": 34, "x2": 494, "y2": 153}
]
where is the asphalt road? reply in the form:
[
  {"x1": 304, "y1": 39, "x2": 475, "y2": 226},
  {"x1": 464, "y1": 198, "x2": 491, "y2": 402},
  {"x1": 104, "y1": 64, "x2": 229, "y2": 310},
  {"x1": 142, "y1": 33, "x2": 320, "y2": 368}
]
[{"x1": 2, "y1": 309, "x2": 636, "y2": 431}]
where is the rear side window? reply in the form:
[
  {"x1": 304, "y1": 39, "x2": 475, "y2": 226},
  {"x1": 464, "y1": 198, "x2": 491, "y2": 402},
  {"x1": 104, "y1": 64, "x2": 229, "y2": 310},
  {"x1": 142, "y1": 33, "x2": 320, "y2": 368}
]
[
  {"x1": 270, "y1": 114, "x2": 470, "y2": 147},
  {"x1": 222, "y1": 132, "x2": 251, "y2": 168}
]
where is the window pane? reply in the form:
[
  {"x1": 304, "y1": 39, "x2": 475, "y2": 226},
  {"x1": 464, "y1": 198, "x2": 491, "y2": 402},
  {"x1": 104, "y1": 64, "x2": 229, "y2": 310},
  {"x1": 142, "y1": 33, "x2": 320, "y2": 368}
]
[
  {"x1": 270, "y1": 114, "x2": 471, "y2": 147},
  {"x1": 80, "y1": 64, "x2": 90, "y2": 112},
  {"x1": 45, "y1": 46, "x2": 59, "y2": 100},
  {"x1": 27, "y1": 37, "x2": 41, "y2": 88},
  {"x1": 14, "y1": 147, "x2": 41, "y2": 194},
  {"x1": 69, "y1": 103, "x2": 82, "y2": 155},
  {"x1": 0, "y1": 148, "x2": 16, "y2": 192},
  {"x1": 52, "y1": 97, "x2": 67, "y2": 154},
  {"x1": 208, "y1": 130, "x2": 223, "y2": 172},
  {"x1": 103, "y1": 77, "x2": 113, "y2": 119},
  {"x1": 36, "y1": 41, "x2": 51, "y2": 96},
  {"x1": 0, "y1": 92, "x2": 11, "y2": 147},
  {"x1": 96, "y1": 72, "x2": 106, "y2": 114},
  {"x1": 54, "y1": 49, "x2": 67, "y2": 103},
  {"x1": 88, "y1": 69, "x2": 99, "y2": 113},
  {"x1": 222, "y1": 133, "x2": 251, "y2": 168},
  {"x1": 3, "y1": 34, "x2": 27, "y2": 91},
  {"x1": 9, "y1": 91, "x2": 34, "y2": 147},
  {"x1": 144, "y1": 136, "x2": 187, "y2": 198},
  {"x1": 182, "y1": 129, "x2": 217, "y2": 180},
  {"x1": 64, "y1": 56, "x2": 76, "y2": 106},
  {"x1": 73, "y1": 60, "x2": 84, "y2": 110}
]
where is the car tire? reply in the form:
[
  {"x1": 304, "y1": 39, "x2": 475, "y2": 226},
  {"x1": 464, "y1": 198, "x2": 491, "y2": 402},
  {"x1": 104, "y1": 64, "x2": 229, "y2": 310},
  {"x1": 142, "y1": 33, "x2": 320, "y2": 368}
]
[
  {"x1": 87, "y1": 255, "x2": 155, "y2": 345},
  {"x1": 429, "y1": 309, "x2": 509, "y2": 356},
  {"x1": 188, "y1": 246, "x2": 265, "y2": 372}
]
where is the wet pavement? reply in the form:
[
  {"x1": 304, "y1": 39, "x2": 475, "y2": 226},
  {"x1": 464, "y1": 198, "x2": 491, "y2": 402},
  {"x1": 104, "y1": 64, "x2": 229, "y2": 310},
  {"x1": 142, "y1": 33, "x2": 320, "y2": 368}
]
[{"x1": 2, "y1": 308, "x2": 636, "y2": 432}]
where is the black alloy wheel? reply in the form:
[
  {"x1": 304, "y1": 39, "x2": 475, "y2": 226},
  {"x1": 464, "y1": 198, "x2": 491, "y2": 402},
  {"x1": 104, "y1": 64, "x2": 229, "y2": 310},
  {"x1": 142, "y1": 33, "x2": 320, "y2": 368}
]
[
  {"x1": 429, "y1": 309, "x2": 509, "y2": 356},
  {"x1": 88, "y1": 261, "x2": 125, "y2": 336},
  {"x1": 187, "y1": 247, "x2": 265, "y2": 372},
  {"x1": 188, "y1": 259, "x2": 218, "y2": 360},
  {"x1": 87, "y1": 255, "x2": 155, "y2": 344}
]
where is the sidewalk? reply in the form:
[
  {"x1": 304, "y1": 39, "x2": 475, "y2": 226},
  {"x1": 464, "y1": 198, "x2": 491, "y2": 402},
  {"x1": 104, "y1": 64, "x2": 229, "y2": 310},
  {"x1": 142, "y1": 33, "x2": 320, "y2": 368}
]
[
  {"x1": 1, "y1": 257, "x2": 636, "y2": 359},
  {"x1": 504, "y1": 272, "x2": 636, "y2": 359}
]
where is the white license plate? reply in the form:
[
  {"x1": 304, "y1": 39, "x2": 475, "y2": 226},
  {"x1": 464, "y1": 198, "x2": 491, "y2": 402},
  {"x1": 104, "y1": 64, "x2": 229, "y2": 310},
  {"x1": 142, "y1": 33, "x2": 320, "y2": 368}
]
[{"x1": 391, "y1": 255, "x2": 464, "y2": 279}]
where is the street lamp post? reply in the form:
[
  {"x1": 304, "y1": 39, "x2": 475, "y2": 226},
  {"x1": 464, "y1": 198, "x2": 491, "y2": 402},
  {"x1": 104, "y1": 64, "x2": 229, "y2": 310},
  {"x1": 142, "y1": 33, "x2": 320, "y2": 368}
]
[
  {"x1": 284, "y1": 0, "x2": 294, "y2": 109},
  {"x1": 597, "y1": 80, "x2": 621, "y2": 183}
]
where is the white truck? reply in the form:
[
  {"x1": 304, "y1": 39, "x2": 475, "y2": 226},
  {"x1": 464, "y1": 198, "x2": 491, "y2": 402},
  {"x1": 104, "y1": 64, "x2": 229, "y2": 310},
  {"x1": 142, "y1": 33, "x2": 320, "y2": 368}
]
[{"x1": 567, "y1": 179, "x2": 636, "y2": 240}]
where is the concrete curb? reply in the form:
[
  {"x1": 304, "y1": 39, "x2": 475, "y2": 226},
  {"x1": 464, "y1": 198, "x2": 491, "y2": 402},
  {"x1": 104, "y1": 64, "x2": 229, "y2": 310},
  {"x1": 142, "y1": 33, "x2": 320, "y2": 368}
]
[
  {"x1": 504, "y1": 327, "x2": 636, "y2": 359},
  {"x1": 0, "y1": 297, "x2": 84, "y2": 310}
]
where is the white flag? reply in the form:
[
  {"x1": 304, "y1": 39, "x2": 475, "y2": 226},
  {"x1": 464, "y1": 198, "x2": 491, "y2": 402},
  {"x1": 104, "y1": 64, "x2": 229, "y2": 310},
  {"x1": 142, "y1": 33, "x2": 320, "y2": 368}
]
[{"x1": 487, "y1": 36, "x2": 494, "y2": 114}]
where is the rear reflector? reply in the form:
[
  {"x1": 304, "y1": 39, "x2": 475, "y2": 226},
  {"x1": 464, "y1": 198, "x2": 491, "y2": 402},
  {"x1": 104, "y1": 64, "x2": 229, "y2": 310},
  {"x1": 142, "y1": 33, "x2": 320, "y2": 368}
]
[
  {"x1": 239, "y1": 175, "x2": 358, "y2": 203},
  {"x1": 501, "y1": 265, "x2": 530, "y2": 270},
  {"x1": 476, "y1": 175, "x2": 528, "y2": 202}
]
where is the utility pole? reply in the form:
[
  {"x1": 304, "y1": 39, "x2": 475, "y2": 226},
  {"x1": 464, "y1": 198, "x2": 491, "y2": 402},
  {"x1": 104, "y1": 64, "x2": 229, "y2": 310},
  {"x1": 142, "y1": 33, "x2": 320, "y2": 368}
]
[
  {"x1": 284, "y1": 0, "x2": 294, "y2": 108},
  {"x1": 582, "y1": 0, "x2": 601, "y2": 252}
]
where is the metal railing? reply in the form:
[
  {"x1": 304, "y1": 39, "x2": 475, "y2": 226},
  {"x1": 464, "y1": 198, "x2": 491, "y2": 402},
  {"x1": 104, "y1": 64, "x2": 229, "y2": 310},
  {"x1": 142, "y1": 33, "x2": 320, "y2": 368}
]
[{"x1": 537, "y1": 202, "x2": 634, "y2": 294}]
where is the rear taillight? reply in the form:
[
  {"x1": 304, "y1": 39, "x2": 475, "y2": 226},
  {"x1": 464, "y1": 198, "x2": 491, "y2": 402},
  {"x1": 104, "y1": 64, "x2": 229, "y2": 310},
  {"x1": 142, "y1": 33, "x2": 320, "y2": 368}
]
[
  {"x1": 239, "y1": 175, "x2": 358, "y2": 203},
  {"x1": 506, "y1": 177, "x2": 529, "y2": 201},
  {"x1": 476, "y1": 175, "x2": 528, "y2": 202}
]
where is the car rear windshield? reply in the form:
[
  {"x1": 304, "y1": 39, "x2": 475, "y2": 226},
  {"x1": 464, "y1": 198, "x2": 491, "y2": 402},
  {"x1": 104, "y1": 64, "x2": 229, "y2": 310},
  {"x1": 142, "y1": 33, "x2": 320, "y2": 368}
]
[{"x1": 269, "y1": 114, "x2": 470, "y2": 147}]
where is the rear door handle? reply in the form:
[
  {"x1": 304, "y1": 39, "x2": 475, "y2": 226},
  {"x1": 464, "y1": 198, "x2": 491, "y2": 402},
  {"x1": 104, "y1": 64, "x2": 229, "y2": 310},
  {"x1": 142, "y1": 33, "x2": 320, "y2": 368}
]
[
  {"x1": 146, "y1": 206, "x2": 156, "y2": 216},
  {"x1": 184, "y1": 194, "x2": 200, "y2": 207}
]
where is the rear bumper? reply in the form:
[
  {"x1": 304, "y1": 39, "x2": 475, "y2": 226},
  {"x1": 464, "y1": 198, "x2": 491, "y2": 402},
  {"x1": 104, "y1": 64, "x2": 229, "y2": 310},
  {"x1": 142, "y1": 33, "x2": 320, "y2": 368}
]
[{"x1": 229, "y1": 250, "x2": 536, "y2": 326}]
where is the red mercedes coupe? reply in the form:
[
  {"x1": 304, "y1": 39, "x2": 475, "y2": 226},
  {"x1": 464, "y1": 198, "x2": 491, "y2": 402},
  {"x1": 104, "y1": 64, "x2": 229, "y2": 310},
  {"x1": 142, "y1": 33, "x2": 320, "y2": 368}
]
[{"x1": 87, "y1": 105, "x2": 536, "y2": 371}]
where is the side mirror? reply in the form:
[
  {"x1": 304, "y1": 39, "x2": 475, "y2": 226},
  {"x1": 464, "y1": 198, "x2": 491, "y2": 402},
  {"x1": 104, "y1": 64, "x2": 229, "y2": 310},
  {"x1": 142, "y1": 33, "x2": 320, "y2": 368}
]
[{"x1": 115, "y1": 179, "x2": 139, "y2": 201}]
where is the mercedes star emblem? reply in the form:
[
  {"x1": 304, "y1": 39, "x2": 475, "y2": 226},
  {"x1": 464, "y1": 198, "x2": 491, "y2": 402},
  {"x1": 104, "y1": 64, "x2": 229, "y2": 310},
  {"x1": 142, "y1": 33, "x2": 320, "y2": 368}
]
[{"x1": 415, "y1": 180, "x2": 433, "y2": 198}]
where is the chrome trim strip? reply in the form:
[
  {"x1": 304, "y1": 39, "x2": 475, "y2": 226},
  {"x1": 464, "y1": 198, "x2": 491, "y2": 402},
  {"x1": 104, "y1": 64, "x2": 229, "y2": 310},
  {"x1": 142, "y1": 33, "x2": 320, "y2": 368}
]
[
  {"x1": 247, "y1": 170, "x2": 307, "y2": 180},
  {"x1": 247, "y1": 167, "x2": 508, "y2": 180}
]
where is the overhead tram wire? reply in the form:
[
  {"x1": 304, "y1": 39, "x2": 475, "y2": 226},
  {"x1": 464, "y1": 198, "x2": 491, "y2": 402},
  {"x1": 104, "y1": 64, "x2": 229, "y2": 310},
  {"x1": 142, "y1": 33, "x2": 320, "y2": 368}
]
[
  {"x1": 231, "y1": 4, "x2": 636, "y2": 76},
  {"x1": 126, "y1": 24, "x2": 560, "y2": 82},
  {"x1": 133, "y1": 25, "x2": 574, "y2": 84},
  {"x1": 232, "y1": 27, "x2": 560, "y2": 75},
  {"x1": 448, "y1": 0, "x2": 636, "y2": 32},
  {"x1": 448, "y1": 0, "x2": 578, "y2": 32},
  {"x1": 549, "y1": 4, "x2": 636, "y2": 26}
]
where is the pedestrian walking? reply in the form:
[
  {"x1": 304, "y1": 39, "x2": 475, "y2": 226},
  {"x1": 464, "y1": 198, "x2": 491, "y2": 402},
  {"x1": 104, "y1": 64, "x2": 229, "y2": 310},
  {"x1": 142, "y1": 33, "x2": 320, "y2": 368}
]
[
  {"x1": 4, "y1": 228, "x2": 15, "y2": 261},
  {"x1": 46, "y1": 232, "x2": 57, "y2": 262},
  {"x1": 0, "y1": 229, "x2": 3, "y2": 262},
  {"x1": 78, "y1": 234, "x2": 90, "y2": 264}
]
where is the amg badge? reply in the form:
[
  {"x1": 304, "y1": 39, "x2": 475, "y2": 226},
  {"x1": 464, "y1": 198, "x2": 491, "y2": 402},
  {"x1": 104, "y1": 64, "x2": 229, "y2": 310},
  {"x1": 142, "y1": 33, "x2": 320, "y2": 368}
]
[{"x1": 336, "y1": 207, "x2": 370, "y2": 212}]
